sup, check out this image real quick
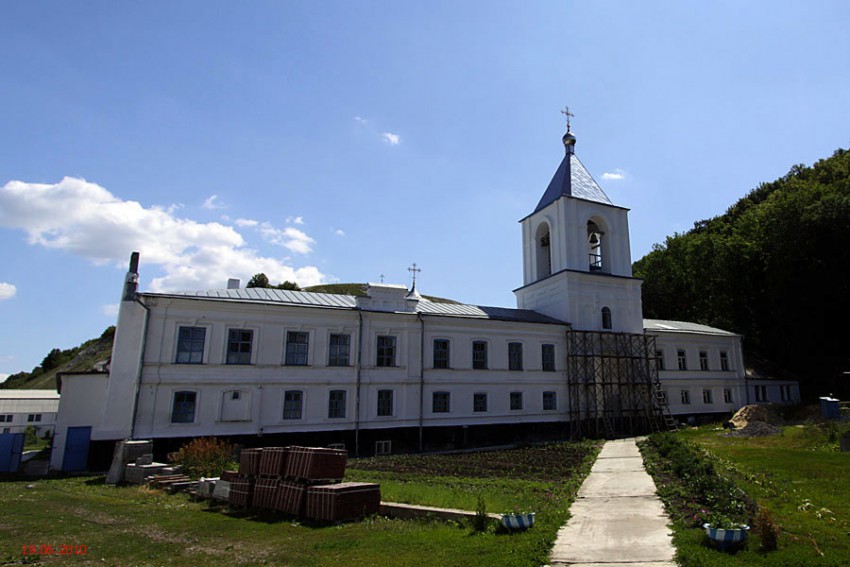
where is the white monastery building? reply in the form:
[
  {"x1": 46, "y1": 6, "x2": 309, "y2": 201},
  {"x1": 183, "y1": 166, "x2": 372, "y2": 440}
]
[{"x1": 49, "y1": 124, "x2": 800, "y2": 472}]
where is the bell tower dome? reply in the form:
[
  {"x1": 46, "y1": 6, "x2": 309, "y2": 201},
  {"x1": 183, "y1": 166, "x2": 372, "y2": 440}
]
[{"x1": 514, "y1": 112, "x2": 644, "y2": 333}]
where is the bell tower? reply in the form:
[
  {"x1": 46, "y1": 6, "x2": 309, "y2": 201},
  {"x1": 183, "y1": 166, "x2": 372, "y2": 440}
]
[{"x1": 514, "y1": 114, "x2": 644, "y2": 333}]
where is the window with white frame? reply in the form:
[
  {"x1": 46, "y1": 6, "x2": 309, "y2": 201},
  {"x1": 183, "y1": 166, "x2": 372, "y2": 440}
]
[
  {"x1": 328, "y1": 390, "x2": 347, "y2": 418},
  {"x1": 176, "y1": 326, "x2": 206, "y2": 364},
  {"x1": 285, "y1": 331, "x2": 309, "y2": 366},
  {"x1": 677, "y1": 350, "x2": 687, "y2": 370},
  {"x1": 703, "y1": 389, "x2": 713, "y2": 404},
  {"x1": 780, "y1": 385, "x2": 792, "y2": 402},
  {"x1": 283, "y1": 390, "x2": 303, "y2": 420},
  {"x1": 680, "y1": 389, "x2": 691, "y2": 405},
  {"x1": 510, "y1": 391, "x2": 523, "y2": 411},
  {"x1": 171, "y1": 391, "x2": 197, "y2": 423},
  {"x1": 542, "y1": 344, "x2": 556, "y2": 371},
  {"x1": 328, "y1": 334, "x2": 350, "y2": 366},
  {"x1": 0, "y1": 415, "x2": 12, "y2": 423},
  {"x1": 699, "y1": 351, "x2": 709, "y2": 371},
  {"x1": 433, "y1": 339, "x2": 450, "y2": 369},
  {"x1": 472, "y1": 341, "x2": 488, "y2": 370},
  {"x1": 376, "y1": 336, "x2": 397, "y2": 367},
  {"x1": 508, "y1": 342, "x2": 523, "y2": 371},
  {"x1": 655, "y1": 350, "x2": 665, "y2": 371},
  {"x1": 27, "y1": 414, "x2": 42, "y2": 423},
  {"x1": 723, "y1": 388, "x2": 733, "y2": 403},
  {"x1": 720, "y1": 351, "x2": 730, "y2": 371},
  {"x1": 377, "y1": 389, "x2": 394, "y2": 417},
  {"x1": 226, "y1": 329, "x2": 253, "y2": 365},
  {"x1": 755, "y1": 385, "x2": 768, "y2": 402},
  {"x1": 432, "y1": 391, "x2": 450, "y2": 413},
  {"x1": 473, "y1": 392, "x2": 488, "y2": 413},
  {"x1": 543, "y1": 391, "x2": 557, "y2": 411}
]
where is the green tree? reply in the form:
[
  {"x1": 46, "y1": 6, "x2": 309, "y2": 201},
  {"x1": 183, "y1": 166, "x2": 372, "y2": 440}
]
[{"x1": 246, "y1": 273, "x2": 270, "y2": 288}]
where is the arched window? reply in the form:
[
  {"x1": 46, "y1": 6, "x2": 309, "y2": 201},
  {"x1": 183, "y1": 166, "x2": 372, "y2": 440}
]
[
  {"x1": 588, "y1": 221, "x2": 603, "y2": 271},
  {"x1": 601, "y1": 307, "x2": 612, "y2": 330},
  {"x1": 535, "y1": 223, "x2": 552, "y2": 279}
]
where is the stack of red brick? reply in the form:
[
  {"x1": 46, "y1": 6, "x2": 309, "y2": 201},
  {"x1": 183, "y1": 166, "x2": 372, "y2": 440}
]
[{"x1": 227, "y1": 446, "x2": 380, "y2": 523}]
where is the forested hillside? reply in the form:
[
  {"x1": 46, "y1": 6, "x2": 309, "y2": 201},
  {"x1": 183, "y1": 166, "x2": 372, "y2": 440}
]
[{"x1": 634, "y1": 148, "x2": 850, "y2": 398}]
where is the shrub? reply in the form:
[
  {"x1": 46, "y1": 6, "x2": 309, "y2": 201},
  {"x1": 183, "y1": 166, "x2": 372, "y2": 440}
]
[
  {"x1": 169, "y1": 437, "x2": 236, "y2": 478},
  {"x1": 754, "y1": 507, "x2": 780, "y2": 551}
]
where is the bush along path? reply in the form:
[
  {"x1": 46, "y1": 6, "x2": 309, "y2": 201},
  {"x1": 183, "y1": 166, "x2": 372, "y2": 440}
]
[{"x1": 639, "y1": 433, "x2": 784, "y2": 566}]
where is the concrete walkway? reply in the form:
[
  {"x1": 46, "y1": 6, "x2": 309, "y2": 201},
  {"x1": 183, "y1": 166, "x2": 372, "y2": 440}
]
[{"x1": 549, "y1": 438, "x2": 676, "y2": 566}]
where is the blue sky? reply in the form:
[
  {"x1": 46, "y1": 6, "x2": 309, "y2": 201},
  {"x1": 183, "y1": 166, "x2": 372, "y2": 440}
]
[{"x1": 2, "y1": 1, "x2": 849, "y2": 380}]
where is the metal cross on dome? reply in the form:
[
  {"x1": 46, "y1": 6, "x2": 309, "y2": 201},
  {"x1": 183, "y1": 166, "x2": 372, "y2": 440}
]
[
  {"x1": 561, "y1": 106, "x2": 574, "y2": 132},
  {"x1": 408, "y1": 263, "x2": 421, "y2": 287}
]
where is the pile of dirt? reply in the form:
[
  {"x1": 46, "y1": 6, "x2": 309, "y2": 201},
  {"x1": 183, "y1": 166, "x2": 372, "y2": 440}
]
[
  {"x1": 729, "y1": 404, "x2": 784, "y2": 428},
  {"x1": 725, "y1": 421, "x2": 782, "y2": 437}
]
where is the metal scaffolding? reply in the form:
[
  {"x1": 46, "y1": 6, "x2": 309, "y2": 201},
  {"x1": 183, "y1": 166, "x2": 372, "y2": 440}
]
[{"x1": 567, "y1": 330, "x2": 677, "y2": 439}]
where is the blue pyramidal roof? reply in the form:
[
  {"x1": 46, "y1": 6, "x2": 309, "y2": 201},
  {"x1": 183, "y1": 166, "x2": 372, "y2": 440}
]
[{"x1": 532, "y1": 150, "x2": 613, "y2": 214}]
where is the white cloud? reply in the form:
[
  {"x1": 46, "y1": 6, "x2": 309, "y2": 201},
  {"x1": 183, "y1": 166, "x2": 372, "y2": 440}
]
[
  {"x1": 202, "y1": 194, "x2": 226, "y2": 210},
  {"x1": 258, "y1": 223, "x2": 315, "y2": 254},
  {"x1": 286, "y1": 216, "x2": 305, "y2": 225},
  {"x1": 601, "y1": 169, "x2": 626, "y2": 181},
  {"x1": 0, "y1": 177, "x2": 328, "y2": 291},
  {"x1": 101, "y1": 303, "x2": 120, "y2": 317},
  {"x1": 234, "y1": 218, "x2": 259, "y2": 227},
  {"x1": 354, "y1": 116, "x2": 368, "y2": 124},
  {"x1": 382, "y1": 132, "x2": 401, "y2": 145},
  {"x1": 0, "y1": 373, "x2": 9, "y2": 383},
  {"x1": 0, "y1": 282, "x2": 16, "y2": 301},
  {"x1": 334, "y1": 229, "x2": 346, "y2": 236}
]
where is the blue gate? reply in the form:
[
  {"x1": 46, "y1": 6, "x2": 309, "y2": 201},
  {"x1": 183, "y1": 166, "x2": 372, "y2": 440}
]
[
  {"x1": 0, "y1": 432, "x2": 25, "y2": 473},
  {"x1": 62, "y1": 426, "x2": 92, "y2": 472}
]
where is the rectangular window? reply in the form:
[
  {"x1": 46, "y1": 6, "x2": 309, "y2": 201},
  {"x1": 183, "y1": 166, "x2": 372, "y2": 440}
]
[
  {"x1": 283, "y1": 390, "x2": 303, "y2": 420},
  {"x1": 27, "y1": 414, "x2": 42, "y2": 423},
  {"x1": 376, "y1": 336, "x2": 397, "y2": 367},
  {"x1": 0, "y1": 414, "x2": 12, "y2": 423},
  {"x1": 284, "y1": 331, "x2": 309, "y2": 366},
  {"x1": 720, "y1": 351, "x2": 730, "y2": 371},
  {"x1": 433, "y1": 339, "x2": 450, "y2": 369},
  {"x1": 542, "y1": 344, "x2": 556, "y2": 371},
  {"x1": 780, "y1": 385, "x2": 791, "y2": 402},
  {"x1": 171, "y1": 391, "x2": 197, "y2": 423},
  {"x1": 508, "y1": 342, "x2": 523, "y2": 371},
  {"x1": 472, "y1": 341, "x2": 488, "y2": 370},
  {"x1": 432, "y1": 391, "x2": 450, "y2": 413},
  {"x1": 226, "y1": 329, "x2": 253, "y2": 365},
  {"x1": 328, "y1": 334, "x2": 350, "y2": 367},
  {"x1": 176, "y1": 326, "x2": 206, "y2": 364},
  {"x1": 723, "y1": 388, "x2": 733, "y2": 403},
  {"x1": 473, "y1": 392, "x2": 488, "y2": 413},
  {"x1": 375, "y1": 440, "x2": 392, "y2": 456},
  {"x1": 703, "y1": 389, "x2": 713, "y2": 404},
  {"x1": 377, "y1": 389, "x2": 394, "y2": 417},
  {"x1": 543, "y1": 391, "x2": 557, "y2": 411},
  {"x1": 328, "y1": 390, "x2": 347, "y2": 418},
  {"x1": 655, "y1": 350, "x2": 665, "y2": 371},
  {"x1": 677, "y1": 349, "x2": 687, "y2": 371},
  {"x1": 699, "y1": 351, "x2": 709, "y2": 371},
  {"x1": 680, "y1": 389, "x2": 691, "y2": 405},
  {"x1": 510, "y1": 391, "x2": 523, "y2": 411},
  {"x1": 755, "y1": 385, "x2": 768, "y2": 402}
]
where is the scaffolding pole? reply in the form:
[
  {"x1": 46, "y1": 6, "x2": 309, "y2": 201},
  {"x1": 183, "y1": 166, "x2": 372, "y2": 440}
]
[{"x1": 567, "y1": 330, "x2": 676, "y2": 439}]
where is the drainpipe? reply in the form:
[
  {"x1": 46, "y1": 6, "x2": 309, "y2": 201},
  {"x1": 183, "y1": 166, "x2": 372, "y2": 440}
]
[
  {"x1": 354, "y1": 310, "x2": 364, "y2": 457},
  {"x1": 417, "y1": 313, "x2": 425, "y2": 452}
]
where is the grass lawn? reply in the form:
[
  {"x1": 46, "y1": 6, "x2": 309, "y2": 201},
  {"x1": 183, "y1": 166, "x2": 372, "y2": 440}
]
[
  {"x1": 643, "y1": 422, "x2": 850, "y2": 567},
  {"x1": 0, "y1": 441, "x2": 598, "y2": 566}
]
